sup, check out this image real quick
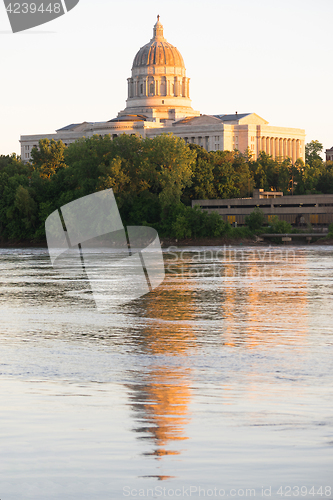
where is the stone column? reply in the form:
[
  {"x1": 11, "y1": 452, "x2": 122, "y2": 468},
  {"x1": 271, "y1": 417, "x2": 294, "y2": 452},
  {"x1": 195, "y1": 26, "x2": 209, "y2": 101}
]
[
  {"x1": 296, "y1": 139, "x2": 300, "y2": 160},
  {"x1": 292, "y1": 139, "x2": 296, "y2": 163},
  {"x1": 175, "y1": 77, "x2": 180, "y2": 96},
  {"x1": 271, "y1": 138, "x2": 275, "y2": 158},
  {"x1": 257, "y1": 136, "x2": 261, "y2": 156},
  {"x1": 261, "y1": 137, "x2": 265, "y2": 153},
  {"x1": 266, "y1": 137, "x2": 270, "y2": 155}
]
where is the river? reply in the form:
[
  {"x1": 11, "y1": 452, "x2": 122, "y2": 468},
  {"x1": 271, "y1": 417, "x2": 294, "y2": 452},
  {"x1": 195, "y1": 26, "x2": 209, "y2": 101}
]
[{"x1": 0, "y1": 246, "x2": 332, "y2": 500}]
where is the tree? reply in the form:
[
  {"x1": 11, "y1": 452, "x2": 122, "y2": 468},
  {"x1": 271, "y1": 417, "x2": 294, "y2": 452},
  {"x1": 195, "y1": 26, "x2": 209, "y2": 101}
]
[
  {"x1": 31, "y1": 139, "x2": 67, "y2": 179},
  {"x1": 212, "y1": 151, "x2": 241, "y2": 198},
  {"x1": 245, "y1": 208, "x2": 265, "y2": 231},
  {"x1": 144, "y1": 134, "x2": 196, "y2": 209},
  {"x1": 182, "y1": 144, "x2": 215, "y2": 203},
  {"x1": 305, "y1": 140, "x2": 323, "y2": 167}
]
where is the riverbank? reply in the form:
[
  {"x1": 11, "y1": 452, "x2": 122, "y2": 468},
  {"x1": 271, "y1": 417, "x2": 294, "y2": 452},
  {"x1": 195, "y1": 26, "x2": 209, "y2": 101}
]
[
  {"x1": 1, "y1": 235, "x2": 333, "y2": 249},
  {"x1": 0, "y1": 239, "x2": 48, "y2": 249},
  {"x1": 161, "y1": 236, "x2": 333, "y2": 247}
]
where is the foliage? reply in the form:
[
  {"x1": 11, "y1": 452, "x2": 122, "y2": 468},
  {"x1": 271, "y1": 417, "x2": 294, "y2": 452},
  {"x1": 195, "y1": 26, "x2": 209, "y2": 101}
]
[
  {"x1": 31, "y1": 139, "x2": 67, "y2": 179},
  {"x1": 0, "y1": 136, "x2": 331, "y2": 243},
  {"x1": 158, "y1": 203, "x2": 229, "y2": 239},
  {"x1": 305, "y1": 140, "x2": 323, "y2": 167},
  {"x1": 228, "y1": 226, "x2": 254, "y2": 239},
  {"x1": 328, "y1": 223, "x2": 333, "y2": 239},
  {"x1": 245, "y1": 208, "x2": 266, "y2": 231},
  {"x1": 267, "y1": 215, "x2": 292, "y2": 234}
]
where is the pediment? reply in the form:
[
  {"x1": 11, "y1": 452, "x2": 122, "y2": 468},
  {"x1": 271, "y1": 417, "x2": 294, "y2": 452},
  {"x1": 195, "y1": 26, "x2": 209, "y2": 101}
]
[{"x1": 238, "y1": 113, "x2": 269, "y2": 125}]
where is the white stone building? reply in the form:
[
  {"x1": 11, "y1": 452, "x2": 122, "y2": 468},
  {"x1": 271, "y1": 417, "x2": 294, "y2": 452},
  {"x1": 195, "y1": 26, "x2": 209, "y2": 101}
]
[
  {"x1": 326, "y1": 146, "x2": 333, "y2": 162},
  {"x1": 21, "y1": 16, "x2": 306, "y2": 164}
]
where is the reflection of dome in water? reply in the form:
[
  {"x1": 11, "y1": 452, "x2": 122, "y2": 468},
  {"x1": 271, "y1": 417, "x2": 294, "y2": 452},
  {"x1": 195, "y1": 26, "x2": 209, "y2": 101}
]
[{"x1": 117, "y1": 16, "x2": 200, "y2": 122}]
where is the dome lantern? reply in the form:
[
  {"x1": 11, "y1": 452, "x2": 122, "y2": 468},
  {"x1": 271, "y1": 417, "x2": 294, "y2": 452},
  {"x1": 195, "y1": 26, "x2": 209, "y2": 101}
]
[{"x1": 153, "y1": 15, "x2": 165, "y2": 40}]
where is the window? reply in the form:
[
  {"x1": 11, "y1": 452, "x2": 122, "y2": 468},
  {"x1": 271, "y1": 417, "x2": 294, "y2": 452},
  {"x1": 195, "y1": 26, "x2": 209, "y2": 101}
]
[
  {"x1": 150, "y1": 82, "x2": 154, "y2": 94},
  {"x1": 140, "y1": 83, "x2": 143, "y2": 94}
]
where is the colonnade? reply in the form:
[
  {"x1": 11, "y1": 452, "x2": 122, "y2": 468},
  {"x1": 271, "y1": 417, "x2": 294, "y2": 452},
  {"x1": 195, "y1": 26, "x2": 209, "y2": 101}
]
[
  {"x1": 183, "y1": 136, "x2": 212, "y2": 150},
  {"x1": 259, "y1": 136, "x2": 302, "y2": 163},
  {"x1": 128, "y1": 76, "x2": 190, "y2": 99}
]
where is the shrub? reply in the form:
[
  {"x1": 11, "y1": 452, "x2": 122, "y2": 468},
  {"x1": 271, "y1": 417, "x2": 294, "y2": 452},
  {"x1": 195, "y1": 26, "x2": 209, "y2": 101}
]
[
  {"x1": 172, "y1": 214, "x2": 192, "y2": 239},
  {"x1": 268, "y1": 216, "x2": 292, "y2": 234},
  {"x1": 328, "y1": 223, "x2": 333, "y2": 238},
  {"x1": 245, "y1": 207, "x2": 265, "y2": 231}
]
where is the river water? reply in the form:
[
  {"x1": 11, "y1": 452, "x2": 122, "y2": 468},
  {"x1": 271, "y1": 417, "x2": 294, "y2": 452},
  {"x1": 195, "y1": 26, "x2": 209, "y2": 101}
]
[{"x1": 0, "y1": 246, "x2": 332, "y2": 500}]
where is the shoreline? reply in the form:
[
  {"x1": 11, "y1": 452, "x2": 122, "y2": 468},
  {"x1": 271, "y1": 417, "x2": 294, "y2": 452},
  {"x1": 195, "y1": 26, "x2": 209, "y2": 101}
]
[
  {"x1": 160, "y1": 236, "x2": 333, "y2": 248},
  {"x1": 1, "y1": 236, "x2": 333, "y2": 249}
]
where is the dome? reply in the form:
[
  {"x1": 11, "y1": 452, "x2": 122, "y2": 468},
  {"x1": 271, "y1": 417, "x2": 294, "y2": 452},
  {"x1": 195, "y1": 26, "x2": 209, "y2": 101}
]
[
  {"x1": 132, "y1": 16, "x2": 185, "y2": 69},
  {"x1": 117, "y1": 16, "x2": 200, "y2": 123}
]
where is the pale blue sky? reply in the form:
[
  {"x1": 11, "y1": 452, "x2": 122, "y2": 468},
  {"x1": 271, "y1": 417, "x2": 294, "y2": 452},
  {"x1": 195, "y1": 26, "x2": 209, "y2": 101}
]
[{"x1": 1, "y1": 0, "x2": 332, "y2": 156}]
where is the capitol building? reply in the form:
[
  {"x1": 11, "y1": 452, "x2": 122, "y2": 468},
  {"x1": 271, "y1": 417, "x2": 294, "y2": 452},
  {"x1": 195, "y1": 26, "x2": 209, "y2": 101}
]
[{"x1": 21, "y1": 16, "x2": 306, "y2": 163}]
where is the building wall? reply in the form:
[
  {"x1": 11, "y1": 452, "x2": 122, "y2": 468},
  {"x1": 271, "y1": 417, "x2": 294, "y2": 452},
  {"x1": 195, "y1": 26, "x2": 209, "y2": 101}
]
[
  {"x1": 192, "y1": 194, "x2": 333, "y2": 226},
  {"x1": 326, "y1": 147, "x2": 333, "y2": 162},
  {"x1": 20, "y1": 118, "x2": 306, "y2": 163}
]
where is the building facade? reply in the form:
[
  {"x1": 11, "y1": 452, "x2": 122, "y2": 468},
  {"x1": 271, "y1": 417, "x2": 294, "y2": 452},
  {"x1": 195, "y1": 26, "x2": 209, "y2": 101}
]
[
  {"x1": 193, "y1": 190, "x2": 333, "y2": 227},
  {"x1": 326, "y1": 146, "x2": 333, "y2": 162},
  {"x1": 21, "y1": 17, "x2": 306, "y2": 164}
]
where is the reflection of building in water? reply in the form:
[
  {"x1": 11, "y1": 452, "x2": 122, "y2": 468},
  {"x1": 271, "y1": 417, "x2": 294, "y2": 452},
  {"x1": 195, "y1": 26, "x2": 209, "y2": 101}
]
[
  {"x1": 218, "y1": 250, "x2": 309, "y2": 348},
  {"x1": 129, "y1": 365, "x2": 192, "y2": 460},
  {"x1": 127, "y1": 282, "x2": 196, "y2": 465}
]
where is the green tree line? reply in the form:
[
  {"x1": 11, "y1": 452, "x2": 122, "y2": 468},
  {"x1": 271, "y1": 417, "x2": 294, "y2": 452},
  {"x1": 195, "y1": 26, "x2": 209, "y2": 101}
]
[{"x1": 0, "y1": 135, "x2": 331, "y2": 242}]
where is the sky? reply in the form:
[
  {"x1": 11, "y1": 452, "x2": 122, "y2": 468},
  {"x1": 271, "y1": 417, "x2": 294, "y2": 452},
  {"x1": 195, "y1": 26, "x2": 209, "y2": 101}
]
[{"x1": 1, "y1": 0, "x2": 332, "y2": 157}]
